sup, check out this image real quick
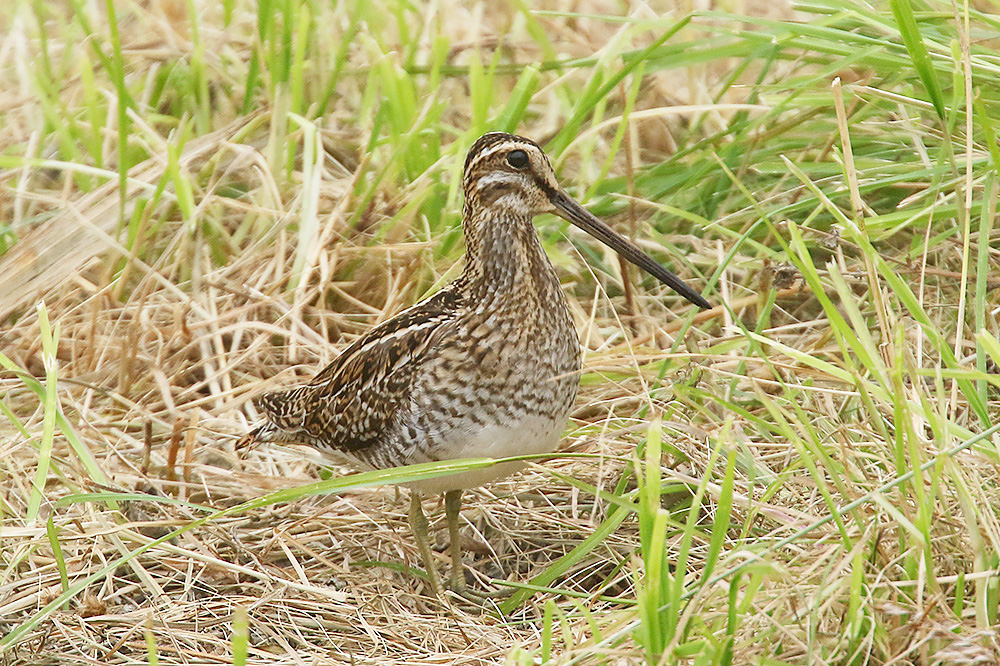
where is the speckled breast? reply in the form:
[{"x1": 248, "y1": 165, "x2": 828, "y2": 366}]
[{"x1": 360, "y1": 281, "x2": 582, "y2": 490}]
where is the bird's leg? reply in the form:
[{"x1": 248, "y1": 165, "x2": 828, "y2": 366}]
[
  {"x1": 408, "y1": 491, "x2": 443, "y2": 597},
  {"x1": 444, "y1": 490, "x2": 512, "y2": 605},
  {"x1": 444, "y1": 489, "x2": 465, "y2": 593}
]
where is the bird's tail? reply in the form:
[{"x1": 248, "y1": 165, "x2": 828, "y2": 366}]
[
  {"x1": 236, "y1": 419, "x2": 303, "y2": 453},
  {"x1": 235, "y1": 424, "x2": 265, "y2": 451},
  {"x1": 237, "y1": 385, "x2": 311, "y2": 452},
  {"x1": 255, "y1": 385, "x2": 310, "y2": 427}
]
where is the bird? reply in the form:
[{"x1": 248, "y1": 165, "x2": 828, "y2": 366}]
[{"x1": 240, "y1": 131, "x2": 711, "y2": 599}]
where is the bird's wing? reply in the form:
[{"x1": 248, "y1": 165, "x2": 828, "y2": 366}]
[{"x1": 255, "y1": 287, "x2": 462, "y2": 453}]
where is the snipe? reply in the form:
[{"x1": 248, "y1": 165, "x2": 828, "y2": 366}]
[{"x1": 241, "y1": 132, "x2": 710, "y2": 599}]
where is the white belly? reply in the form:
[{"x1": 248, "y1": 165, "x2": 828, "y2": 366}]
[{"x1": 407, "y1": 414, "x2": 566, "y2": 493}]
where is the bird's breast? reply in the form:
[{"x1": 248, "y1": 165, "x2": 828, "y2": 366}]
[{"x1": 403, "y1": 280, "x2": 582, "y2": 466}]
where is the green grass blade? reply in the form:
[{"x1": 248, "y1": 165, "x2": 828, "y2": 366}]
[
  {"x1": 26, "y1": 303, "x2": 59, "y2": 523},
  {"x1": 889, "y1": 0, "x2": 946, "y2": 119}
]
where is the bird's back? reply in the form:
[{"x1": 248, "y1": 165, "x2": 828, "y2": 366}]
[
  {"x1": 249, "y1": 286, "x2": 462, "y2": 453},
  {"x1": 247, "y1": 257, "x2": 581, "y2": 484}
]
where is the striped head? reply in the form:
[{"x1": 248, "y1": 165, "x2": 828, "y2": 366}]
[
  {"x1": 460, "y1": 132, "x2": 712, "y2": 309},
  {"x1": 462, "y1": 132, "x2": 562, "y2": 218}
]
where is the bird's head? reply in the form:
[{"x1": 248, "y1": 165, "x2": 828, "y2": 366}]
[{"x1": 461, "y1": 132, "x2": 711, "y2": 310}]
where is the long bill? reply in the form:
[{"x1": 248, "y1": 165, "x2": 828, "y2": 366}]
[{"x1": 549, "y1": 190, "x2": 712, "y2": 310}]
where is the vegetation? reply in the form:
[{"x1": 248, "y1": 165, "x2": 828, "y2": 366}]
[{"x1": 1, "y1": 0, "x2": 999, "y2": 663}]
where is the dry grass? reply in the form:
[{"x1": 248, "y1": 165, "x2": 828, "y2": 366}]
[{"x1": 3, "y1": 0, "x2": 1000, "y2": 664}]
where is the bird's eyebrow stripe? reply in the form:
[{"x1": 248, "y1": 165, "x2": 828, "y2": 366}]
[
  {"x1": 468, "y1": 141, "x2": 538, "y2": 169},
  {"x1": 475, "y1": 143, "x2": 516, "y2": 163}
]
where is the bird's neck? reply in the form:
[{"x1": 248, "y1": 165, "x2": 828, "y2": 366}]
[{"x1": 459, "y1": 207, "x2": 561, "y2": 305}]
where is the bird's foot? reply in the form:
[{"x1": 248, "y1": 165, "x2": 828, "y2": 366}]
[{"x1": 445, "y1": 571, "x2": 513, "y2": 607}]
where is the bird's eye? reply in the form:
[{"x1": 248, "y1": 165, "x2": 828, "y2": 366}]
[{"x1": 506, "y1": 150, "x2": 529, "y2": 169}]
